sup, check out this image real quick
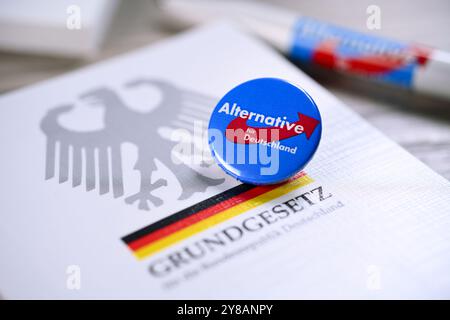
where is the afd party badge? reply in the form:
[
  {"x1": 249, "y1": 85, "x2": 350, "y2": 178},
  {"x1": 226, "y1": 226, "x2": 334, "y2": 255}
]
[{"x1": 208, "y1": 78, "x2": 322, "y2": 185}]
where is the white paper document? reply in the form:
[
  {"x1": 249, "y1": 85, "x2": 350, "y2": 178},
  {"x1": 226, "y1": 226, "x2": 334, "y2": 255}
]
[
  {"x1": 0, "y1": 0, "x2": 119, "y2": 57},
  {"x1": 0, "y1": 23, "x2": 449, "y2": 299}
]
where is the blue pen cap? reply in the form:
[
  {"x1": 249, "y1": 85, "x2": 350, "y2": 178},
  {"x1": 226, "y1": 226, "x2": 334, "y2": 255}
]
[{"x1": 208, "y1": 78, "x2": 322, "y2": 185}]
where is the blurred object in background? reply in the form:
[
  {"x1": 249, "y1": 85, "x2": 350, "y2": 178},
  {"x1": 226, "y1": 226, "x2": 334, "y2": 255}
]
[
  {"x1": 159, "y1": 0, "x2": 450, "y2": 102},
  {"x1": 0, "y1": 0, "x2": 120, "y2": 58}
]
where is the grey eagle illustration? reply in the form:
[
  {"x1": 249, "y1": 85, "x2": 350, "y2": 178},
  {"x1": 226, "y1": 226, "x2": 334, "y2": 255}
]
[{"x1": 40, "y1": 79, "x2": 224, "y2": 210}]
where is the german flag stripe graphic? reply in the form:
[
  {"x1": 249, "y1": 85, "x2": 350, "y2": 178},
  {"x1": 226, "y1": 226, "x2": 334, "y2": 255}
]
[{"x1": 122, "y1": 172, "x2": 313, "y2": 260}]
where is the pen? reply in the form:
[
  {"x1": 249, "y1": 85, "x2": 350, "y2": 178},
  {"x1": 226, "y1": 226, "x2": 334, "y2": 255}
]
[{"x1": 159, "y1": 0, "x2": 450, "y2": 101}]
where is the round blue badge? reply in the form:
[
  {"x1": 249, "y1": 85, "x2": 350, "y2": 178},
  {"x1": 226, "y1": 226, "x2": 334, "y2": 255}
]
[{"x1": 208, "y1": 78, "x2": 322, "y2": 185}]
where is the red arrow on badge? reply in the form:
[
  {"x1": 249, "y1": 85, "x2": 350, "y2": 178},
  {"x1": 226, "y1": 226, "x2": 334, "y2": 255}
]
[{"x1": 226, "y1": 113, "x2": 320, "y2": 144}]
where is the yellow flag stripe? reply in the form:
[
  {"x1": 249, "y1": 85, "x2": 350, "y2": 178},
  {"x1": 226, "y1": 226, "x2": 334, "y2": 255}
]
[{"x1": 134, "y1": 175, "x2": 313, "y2": 260}]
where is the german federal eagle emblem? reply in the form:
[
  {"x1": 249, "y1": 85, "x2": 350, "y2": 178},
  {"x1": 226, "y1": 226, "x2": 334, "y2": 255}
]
[{"x1": 40, "y1": 79, "x2": 225, "y2": 210}]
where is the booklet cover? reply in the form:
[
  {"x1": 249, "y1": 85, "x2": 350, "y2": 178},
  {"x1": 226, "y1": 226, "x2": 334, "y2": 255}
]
[{"x1": 0, "y1": 23, "x2": 449, "y2": 299}]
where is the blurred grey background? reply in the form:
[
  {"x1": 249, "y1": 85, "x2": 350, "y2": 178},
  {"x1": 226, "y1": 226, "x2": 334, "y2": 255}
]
[{"x1": 1, "y1": 0, "x2": 449, "y2": 178}]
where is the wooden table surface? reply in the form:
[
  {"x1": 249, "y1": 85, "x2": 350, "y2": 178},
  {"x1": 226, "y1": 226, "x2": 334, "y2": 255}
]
[{"x1": 1, "y1": 0, "x2": 449, "y2": 179}]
